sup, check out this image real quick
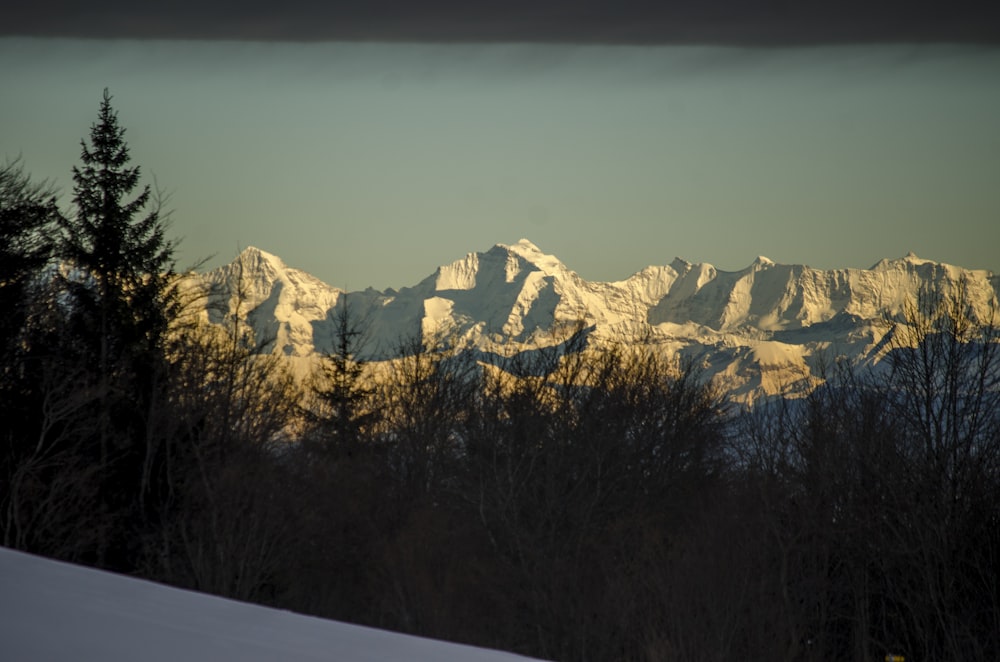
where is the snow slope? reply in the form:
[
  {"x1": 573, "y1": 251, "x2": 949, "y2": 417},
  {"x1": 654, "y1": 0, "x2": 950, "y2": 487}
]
[
  {"x1": 193, "y1": 240, "x2": 1000, "y2": 400},
  {"x1": 0, "y1": 546, "x2": 544, "y2": 662}
]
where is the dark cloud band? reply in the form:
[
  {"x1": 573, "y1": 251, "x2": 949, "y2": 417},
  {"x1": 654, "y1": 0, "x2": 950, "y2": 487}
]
[{"x1": 4, "y1": 0, "x2": 999, "y2": 44}]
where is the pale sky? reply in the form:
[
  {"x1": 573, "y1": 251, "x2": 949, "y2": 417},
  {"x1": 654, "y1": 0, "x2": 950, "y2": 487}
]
[{"x1": 2, "y1": 38, "x2": 999, "y2": 289}]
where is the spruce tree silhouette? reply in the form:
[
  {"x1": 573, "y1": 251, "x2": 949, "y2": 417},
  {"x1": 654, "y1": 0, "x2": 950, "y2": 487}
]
[{"x1": 59, "y1": 89, "x2": 179, "y2": 569}]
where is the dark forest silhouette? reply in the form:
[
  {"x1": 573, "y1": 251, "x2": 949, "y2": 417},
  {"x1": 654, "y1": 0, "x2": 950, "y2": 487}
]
[{"x1": 2, "y1": 91, "x2": 999, "y2": 661}]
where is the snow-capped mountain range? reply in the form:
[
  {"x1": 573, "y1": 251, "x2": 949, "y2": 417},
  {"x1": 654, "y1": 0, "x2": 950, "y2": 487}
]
[{"x1": 194, "y1": 239, "x2": 1000, "y2": 400}]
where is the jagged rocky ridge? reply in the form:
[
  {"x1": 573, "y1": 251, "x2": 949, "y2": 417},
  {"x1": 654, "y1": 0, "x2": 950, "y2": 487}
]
[{"x1": 194, "y1": 239, "x2": 1000, "y2": 400}]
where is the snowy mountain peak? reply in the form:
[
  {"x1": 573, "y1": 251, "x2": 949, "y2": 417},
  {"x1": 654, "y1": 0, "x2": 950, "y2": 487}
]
[
  {"x1": 894, "y1": 251, "x2": 933, "y2": 266},
  {"x1": 195, "y1": 242, "x2": 999, "y2": 400},
  {"x1": 498, "y1": 238, "x2": 570, "y2": 277},
  {"x1": 431, "y1": 239, "x2": 577, "y2": 293},
  {"x1": 236, "y1": 245, "x2": 286, "y2": 273},
  {"x1": 870, "y1": 252, "x2": 944, "y2": 271},
  {"x1": 511, "y1": 237, "x2": 542, "y2": 252},
  {"x1": 202, "y1": 247, "x2": 342, "y2": 360}
]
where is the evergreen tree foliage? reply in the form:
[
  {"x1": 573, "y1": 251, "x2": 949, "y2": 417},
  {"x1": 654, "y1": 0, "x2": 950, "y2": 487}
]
[
  {"x1": 56, "y1": 89, "x2": 180, "y2": 568},
  {"x1": 0, "y1": 157, "x2": 59, "y2": 381},
  {"x1": 306, "y1": 297, "x2": 376, "y2": 456},
  {"x1": 0, "y1": 158, "x2": 58, "y2": 297},
  {"x1": 61, "y1": 88, "x2": 177, "y2": 368}
]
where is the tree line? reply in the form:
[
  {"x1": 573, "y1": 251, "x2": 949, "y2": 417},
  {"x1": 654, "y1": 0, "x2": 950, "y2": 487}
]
[{"x1": 2, "y1": 91, "x2": 999, "y2": 661}]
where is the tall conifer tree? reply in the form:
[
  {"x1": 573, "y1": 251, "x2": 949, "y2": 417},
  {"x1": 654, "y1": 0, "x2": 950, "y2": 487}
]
[
  {"x1": 62, "y1": 88, "x2": 176, "y2": 368},
  {"x1": 59, "y1": 89, "x2": 179, "y2": 568}
]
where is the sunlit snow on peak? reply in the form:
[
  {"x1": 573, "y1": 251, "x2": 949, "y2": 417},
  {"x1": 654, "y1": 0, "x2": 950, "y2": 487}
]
[
  {"x1": 500, "y1": 239, "x2": 568, "y2": 277},
  {"x1": 196, "y1": 241, "x2": 1000, "y2": 400}
]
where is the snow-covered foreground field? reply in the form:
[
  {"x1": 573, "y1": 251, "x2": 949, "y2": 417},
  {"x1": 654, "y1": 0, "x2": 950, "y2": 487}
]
[{"x1": 0, "y1": 547, "x2": 544, "y2": 662}]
